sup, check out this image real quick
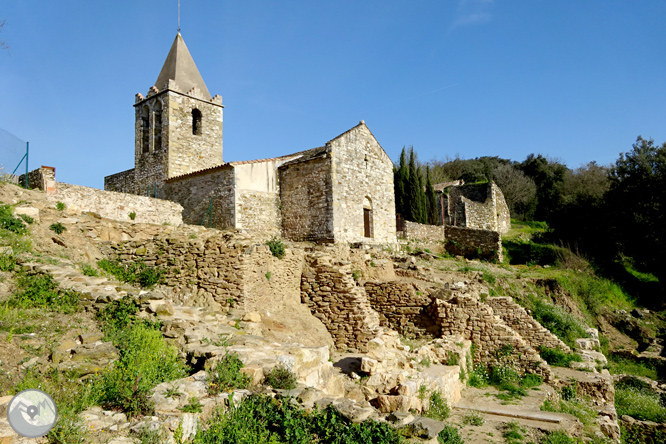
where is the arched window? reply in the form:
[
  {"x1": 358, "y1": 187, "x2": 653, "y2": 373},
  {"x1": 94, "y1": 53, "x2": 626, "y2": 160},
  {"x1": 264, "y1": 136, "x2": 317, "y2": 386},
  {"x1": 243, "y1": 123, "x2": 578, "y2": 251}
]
[
  {"x1": 192, "y1": 109, "x2": 202, "y2": 135},
  {"x1": 153, "y1": 102, "x2": 162, "y2": 151},
  {"x1": 363, "y1": 196, "x2": 373, "y2": 238},
  {"x1": 141, "y1": 106, "x2": 150, "y2": 153}
]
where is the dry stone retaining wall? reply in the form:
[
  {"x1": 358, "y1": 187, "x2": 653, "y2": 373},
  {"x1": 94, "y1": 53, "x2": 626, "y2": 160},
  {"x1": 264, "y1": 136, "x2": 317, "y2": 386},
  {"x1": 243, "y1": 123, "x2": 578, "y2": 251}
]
[
  {"x1": 486, "y1": 296, "x2": 572, "y2": 353},
  {"x1": 19, "y1": 167, "x2": 56, "y2": 195},
  {"x1": 236, "y1": 190, "x2": 281, "y2": 239},
  {"x1": 431, "y1": 294, "x2": 553, "y2": 381},
  {"x1": 301, "y1": 253, "x2": 382, "y2": 351},
  {"x1": 446, "y1": 225, "x2": 502, "y2": 262},
  {"x1": 364, "y1": 281, "x2": 440, "y2": 338}
]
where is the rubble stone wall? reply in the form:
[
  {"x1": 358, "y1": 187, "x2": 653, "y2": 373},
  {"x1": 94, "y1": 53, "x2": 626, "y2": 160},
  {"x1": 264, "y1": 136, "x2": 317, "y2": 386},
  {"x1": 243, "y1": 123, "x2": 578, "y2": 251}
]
[
  {"x1": 50, "y1": 183, "x2": 183, "y2": 226},
  {"x1": 441, "y1": 182, "x2": 510, "y2": 233},
  {"x1": 445, "y1": 225, "x2": 502, "y2": 262},
  {"x1": 279, "y1": 156, "x2": 334, "y2": 242},
  {"x1": 431, "y1": 294, "x2": 553, "y2": 381},
  {"x1": 236, "y1": 190, "x2": 281, "y2": 240},
  {"x1": 301, "y1": 253, "x2": 382, "y2": 351},
  {"x1": 486, "y1": 297, "x2": 572, "y2": 353},
  {"x1": 164, "y1": 167, "x2": 235, "y2": 229},
  {"x1": 104, "y1": 169, "x2": 137, "y2": 194},
  {"x1": 364, "y1": 281, "x2": 440, "y2": 337},
  {"x1": 19, "y1": 167, "x2": 56, "y2": 194}
]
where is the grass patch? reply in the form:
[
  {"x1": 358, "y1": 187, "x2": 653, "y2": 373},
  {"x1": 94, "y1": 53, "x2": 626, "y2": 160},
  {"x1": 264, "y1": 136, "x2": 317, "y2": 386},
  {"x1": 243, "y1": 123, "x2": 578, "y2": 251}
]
[
  {"x1": 193, "y1": 394, "x2": 406, "y2": 444},
  {"x1": 98, "y1": 258, "x2": 164, "y2": 288},
  {"x1": 539, "y1": 346, "x2": 583, "y2": 367},
  {"x1": 80, "y1": 263, "x2": 99, "y2": 277},
  {"x1": 526, "y1": 295, "x2": 588, "y2": 347},
  {"x1": 554, "y1": 272, "x2": 634, "y2": 317},
  {"x1": 49, "y1": 222, "x2": 66, "y2": 234},
  {"x1": 460, "y1": 410, "x2": 484, "y2": 426},
  {"x1": 13, "y1": 368, "x2": 98, "y2": 444},
  {"x1": 8, "y1": 273, "x2": 81, "y2": 314},
  {"x1": 0, "y1": 204, "x2": 27, "y2": 235},
  {"x1": 615, "y1": 377, "x2": 666, "y2": 422},
  {"x1": 502, "y1": 421, "x2": 525, "y2": 444},
  {"x1": 606, "y1": 353, "x2": 661, "y2": 380},
  {"x1": 542, "y1": 397, "x2": 597, "y2": 426}
]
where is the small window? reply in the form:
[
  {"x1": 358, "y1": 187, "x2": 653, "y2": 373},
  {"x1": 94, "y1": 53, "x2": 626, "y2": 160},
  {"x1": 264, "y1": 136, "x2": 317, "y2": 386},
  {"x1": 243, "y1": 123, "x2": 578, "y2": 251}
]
[
  {"x1": 192, "y1": 109, "x2": 202, "y2": 135},
  {"x1": 141, "y1": 106, "x2": 150, "y2": 153},
  {"x1": 153, "y1": 102, "x2": 163, "y2": 151},
  {"x1": 363, "y1": 197, "x2": 373, "y2": 238}
]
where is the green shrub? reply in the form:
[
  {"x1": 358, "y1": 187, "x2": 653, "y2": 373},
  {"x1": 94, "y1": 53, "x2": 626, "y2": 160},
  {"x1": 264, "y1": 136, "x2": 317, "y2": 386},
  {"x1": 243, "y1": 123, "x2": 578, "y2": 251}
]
[
  {"x1": 438, "y1": 425, "x2": 464, "y2": 444},
  {"x1": 208, "y1": 352, "x2": 250, "y2": 395},
  {"x1": 194, "y1": 394, "x2": 405, "y2": 444},
  {"x1": 424, "y1": 390, "x2": 450, "y2": 420},
  {"x1": 18, "y1": 213, "x2": 34, "y2": 224},
  {"x1": 539, "y1": 346, "x2": 583, "y2": 367},
  {"x1": 98, "y1": 258, "x2": 164, "y2": 288},
  {"x1": 561, "y1": 384, "x2": 577, "y2": 401},
  {"x1": 129, "y1": 211, "x2": 136, "y2": 220},
  {"x1": 97, "y1": 323, "x2": 186, "y2": 417},
  {"x1": 503, "y1": 421, "x2": 524, "y2": 443},
  {"x1": 10, "y1": 273, "x2": 80, "y2": 313},
  {"x1": 264, "y1": 365, "x2": 297, "y2": 390},
  {"x1": 266, "y1": 236, "x2": 286, "y2": 259},
  {"x1": 461, "y1": 411, "x2": 484, "y2": 426},
  {"x1": 95, "y1": 295, "x2": 141, "y2": 338},
  {"x1": 0, "y1": 204, "x2": 27, "y2": 234},
  {"x1": 49, "y1": 222, "x2": 66, "y2": 234},
  {"x1": 56, "y1": 202, "x2": 65, "y2": 211},
  {"x1": 468, "y1": 364, "x2": 489, "y2": 388},
  {"x1": 0, "y1": 253, "x2": 16, "y2": 271}
]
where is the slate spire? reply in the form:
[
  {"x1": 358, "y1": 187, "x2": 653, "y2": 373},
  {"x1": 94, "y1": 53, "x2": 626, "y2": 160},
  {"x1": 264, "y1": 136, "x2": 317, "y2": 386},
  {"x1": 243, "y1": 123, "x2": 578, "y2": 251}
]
[{"x1": 154, "y1": 33, "x2": 211, "y2": 99}]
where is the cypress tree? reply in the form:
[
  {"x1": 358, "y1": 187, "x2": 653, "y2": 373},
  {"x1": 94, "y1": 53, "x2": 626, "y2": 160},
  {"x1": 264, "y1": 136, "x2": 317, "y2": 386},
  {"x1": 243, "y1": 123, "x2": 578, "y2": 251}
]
[
  {"x1": 407, "y1": 149, "x2": 421, "y2": 222},
  {"x1": 394, "y1": 147, "x2": 409, "y2": 217},
  {"x1": 426, "y1": 167, "x2": 438, "y2": 225}
]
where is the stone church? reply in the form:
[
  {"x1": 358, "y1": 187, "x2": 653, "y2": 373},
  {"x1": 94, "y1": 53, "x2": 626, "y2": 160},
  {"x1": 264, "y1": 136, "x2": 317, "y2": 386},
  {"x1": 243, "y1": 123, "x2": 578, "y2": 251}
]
[{"x1": 105, "y1": 34, "x2": 396, "y2": 244}]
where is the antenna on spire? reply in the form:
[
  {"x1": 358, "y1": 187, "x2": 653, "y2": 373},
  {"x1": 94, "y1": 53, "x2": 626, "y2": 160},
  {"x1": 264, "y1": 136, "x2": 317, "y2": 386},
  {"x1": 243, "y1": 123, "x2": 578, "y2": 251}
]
[{"x1": 177, "y1": 0, "x2": 181, "y2": 33}]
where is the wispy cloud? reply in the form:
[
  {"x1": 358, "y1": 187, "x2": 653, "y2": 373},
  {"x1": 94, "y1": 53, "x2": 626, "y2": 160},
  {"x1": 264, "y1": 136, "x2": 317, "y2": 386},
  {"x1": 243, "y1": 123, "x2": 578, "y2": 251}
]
[{"x1": 449, "y1": 0, "x2": 495, "y2": 32}]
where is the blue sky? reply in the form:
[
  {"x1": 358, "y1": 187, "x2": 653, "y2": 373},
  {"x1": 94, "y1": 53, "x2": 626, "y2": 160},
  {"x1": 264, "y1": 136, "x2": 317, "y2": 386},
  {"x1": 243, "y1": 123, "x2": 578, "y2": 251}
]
[{"x1": 1, "y1": 1, "x2": 665, "y2": 189}]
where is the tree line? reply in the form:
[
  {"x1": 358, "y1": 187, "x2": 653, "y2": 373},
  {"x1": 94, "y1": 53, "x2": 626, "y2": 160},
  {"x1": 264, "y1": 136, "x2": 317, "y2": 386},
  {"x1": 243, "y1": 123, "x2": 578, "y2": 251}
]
[{"x1": 397, "y1": 137, "x2": 666, "y2": 287}]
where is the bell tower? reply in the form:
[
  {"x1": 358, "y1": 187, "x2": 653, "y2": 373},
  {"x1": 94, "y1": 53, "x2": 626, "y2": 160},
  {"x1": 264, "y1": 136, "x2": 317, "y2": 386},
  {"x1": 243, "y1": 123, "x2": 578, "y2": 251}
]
[{"x1": 132, "y1": 33, "x2": 223, "y2": 193}]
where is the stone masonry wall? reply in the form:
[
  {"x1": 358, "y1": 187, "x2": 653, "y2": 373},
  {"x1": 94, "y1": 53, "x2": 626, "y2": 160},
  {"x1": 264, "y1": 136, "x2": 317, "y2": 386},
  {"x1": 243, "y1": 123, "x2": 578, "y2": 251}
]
[
  {"x1": 50, "y1": 183, "x2": 183, "y2": 226},
  {"x1": 236, "y1": 190, "x2": 281, "y2": 240},
  {"x1": 104, "y1": 169, "x2": 137, "y2": 194},
  {"x1": 402, "y1": 221, "x2": 446, "y2": 241},
  {"x1": 279, "y1": 156, "x2": 334, "y2": 242},
  {"x1": 329, "y1": 123, "x2": 396, "y2": 244},
  {"x1": 431, "y1": 294, "x2": 553, "y2": 381},
  {"x1": 162, "y1": 90, "x2": 224, "y2": 179},
  {"x1": 446, "y1": 225, "x2": 503, "y2": 262},
  {"x1": 364, "y1": 281, "x2": 440, "y2": 338},
  {"x1": 443, "y1": 182, "x2": 510, "y2": 234},
  {"x1": 486, "y1": 297, "x2": 572, "y2": 354},
  {"x1": 301, "y1": 252, "x2": 382, "y2": 352},
  {"x1": 164, "y1": 167, "x2": 235, "y2": 229}
]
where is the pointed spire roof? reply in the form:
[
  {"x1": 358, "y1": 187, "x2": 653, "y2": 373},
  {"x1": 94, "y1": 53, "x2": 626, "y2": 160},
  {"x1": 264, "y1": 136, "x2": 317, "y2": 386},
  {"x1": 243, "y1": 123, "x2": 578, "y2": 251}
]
[{"x1": 154, "y1": 33, "x2": 211, "y2": 99}]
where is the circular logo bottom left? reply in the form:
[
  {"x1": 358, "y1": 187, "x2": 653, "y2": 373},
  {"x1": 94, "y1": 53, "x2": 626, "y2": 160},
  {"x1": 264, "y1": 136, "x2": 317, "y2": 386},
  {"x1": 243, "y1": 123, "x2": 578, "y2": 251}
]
[{"x1": 7, "y1": 389, "x2": 58, "y2": 438}]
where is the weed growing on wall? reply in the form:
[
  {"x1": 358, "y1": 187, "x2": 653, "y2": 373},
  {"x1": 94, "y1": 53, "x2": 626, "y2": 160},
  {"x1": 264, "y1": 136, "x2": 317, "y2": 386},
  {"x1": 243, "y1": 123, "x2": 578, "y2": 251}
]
[
  {"x1": 128, "y1": 211, "x2": 136, "y2": 220},
  {"x1": 266, "y1": 236, "x2": 286, "y2": 259},
  {"x1": 56, "y1": 202, "x2": 65, "y2": 211}
]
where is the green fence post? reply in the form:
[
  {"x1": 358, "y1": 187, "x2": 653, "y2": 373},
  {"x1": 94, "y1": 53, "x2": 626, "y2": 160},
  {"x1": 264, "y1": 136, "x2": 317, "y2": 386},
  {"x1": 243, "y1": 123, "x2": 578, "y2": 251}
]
[{"x1": 24, "y1": 142, "x2": 29, "y2": 189}]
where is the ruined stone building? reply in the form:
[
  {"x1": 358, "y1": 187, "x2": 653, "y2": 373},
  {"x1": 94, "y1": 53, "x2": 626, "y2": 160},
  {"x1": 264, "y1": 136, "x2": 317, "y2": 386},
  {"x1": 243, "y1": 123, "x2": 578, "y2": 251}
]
[
  {"x1": 434, "y1": 181, "x2": 510, "y2": 234},
  {"x1": 105, "y1": 33, "x2": 396, "y2": 244}
]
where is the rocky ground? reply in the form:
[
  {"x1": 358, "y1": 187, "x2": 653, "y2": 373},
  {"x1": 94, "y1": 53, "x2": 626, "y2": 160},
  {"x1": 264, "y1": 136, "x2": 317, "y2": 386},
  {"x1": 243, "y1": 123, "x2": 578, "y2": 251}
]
[{"x1": 0, "y1": 182, "x2": 662, "y2": 443}]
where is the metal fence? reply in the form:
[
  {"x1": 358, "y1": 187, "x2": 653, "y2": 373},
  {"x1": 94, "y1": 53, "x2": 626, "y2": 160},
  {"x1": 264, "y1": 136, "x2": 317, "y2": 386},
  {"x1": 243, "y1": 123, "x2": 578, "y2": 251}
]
[{"x1": 0, "y1": 127, "x2": 28, "y2": 187}]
